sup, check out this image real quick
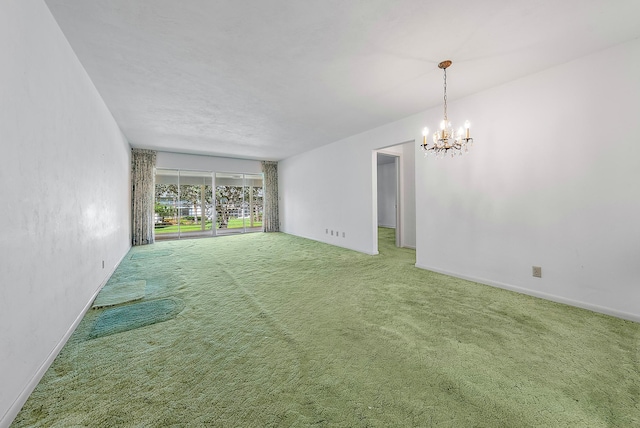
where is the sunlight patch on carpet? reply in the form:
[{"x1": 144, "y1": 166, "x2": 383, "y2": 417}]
[
  {"x1": 92, "y1": 280, "x2": 146, "y2": 309},
  {"x1": 89, "y1": 298, "x2": 185, "y2": 339}
]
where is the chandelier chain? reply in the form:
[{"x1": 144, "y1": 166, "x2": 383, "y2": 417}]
[{"x1": 443, "y1": 67, "x2": 448, "y2": 121}]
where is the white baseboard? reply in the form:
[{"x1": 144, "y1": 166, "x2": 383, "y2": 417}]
[
  {"x1": 1, "y1": 249, "x2": 129, "y2": 428},
  {"x1": 280, "y1": 231, "x2": 379, "y2": 256},
  {"x1": 415, "y1": 263, "x2": 640, "y2": 324}
]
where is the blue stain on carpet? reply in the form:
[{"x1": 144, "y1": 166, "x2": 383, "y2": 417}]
[{"x1": 89, "y1": 298, "x2": 185, "y2": 339}]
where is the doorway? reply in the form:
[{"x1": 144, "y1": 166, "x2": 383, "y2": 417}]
[
  {"x1": 376, "y1": 153, "x2": 400, "y2": 247},
  {"x1": 374, "y1": 140, "x2": 416, "y2": 254}
]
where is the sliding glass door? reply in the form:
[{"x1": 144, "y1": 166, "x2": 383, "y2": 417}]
[
  {"x1": 155, "y1": 169, "x2": 213, "y2": 240},
  {"x1": 215, "y1": 172, "x2": 263, "y2": 235},
  {"x1": 155, "y1": 169, "x2": 180, "y2": 240},
  {"x1": 177, "y1": 170, "x2": 213, "y2": 239},
  {"x1": 244, "y1": 174, "x2": 264, "y2": 232},
  {"x1": 155, "y1": 168, "x2": 262, "y2": 240}
]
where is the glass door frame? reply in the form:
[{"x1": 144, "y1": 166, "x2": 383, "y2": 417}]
[
  {"x1": 155, "y1": 168, "x2": 263, "y2": 240},
  {"x1": 214, "y1": 172, "x2": 264, "y2": 236}
]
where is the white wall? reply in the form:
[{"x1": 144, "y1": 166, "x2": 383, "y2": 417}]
[
  {"x1": 377, "y1": 160, "x2": 397, "y2": 228},
  {"x1": 279, "y1": 37, "x2": 640, "y2": 321},
  {"x1": 279, "y1": 117, "x2": 419, "y2": 254},
  {"x1": 0, "y1": 2, "x2": 131, "y2": 426},
  {"x1": 416, "y1": 37, "x2": 640, "y2": 321},
  {"x1": 402, "y1": 141, "x2": 416, "y2": 249},
  {"x1": 156, "y1": 151, "x2": 262, "y2": 174}
]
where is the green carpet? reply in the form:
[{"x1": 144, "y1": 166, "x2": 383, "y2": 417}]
[
  {"x1": 12, "y1": 229, "x2": 640, "y2": 427},
  {"x1": 129, "y1": 248, "x2": 174, "y2": 260},
  {"x1": 91, "y1": 280, "x2": 146, "y2": 309}
]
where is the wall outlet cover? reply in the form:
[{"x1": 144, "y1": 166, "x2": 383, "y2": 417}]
[{"x1": 532, "y1": 266, "x2": 542, "y2": 278}]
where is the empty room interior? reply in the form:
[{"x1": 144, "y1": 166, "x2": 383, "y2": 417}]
[{"x1": 2, "y1": 1, "x2": 640, "y2": 426}]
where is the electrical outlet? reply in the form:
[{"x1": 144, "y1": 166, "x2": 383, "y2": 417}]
[
  {"x1": 342, "y1": 232, "x2": 345, "y2": 238},
  {"x1": 331, "y1": 230, "x2": 334, "y2": 236},
  {"x1": 336, "y1": 231, "x2": 339, "y2": 237},
  {"x1": 532, "y1": 266, "x2": 542, "y2": 278}
]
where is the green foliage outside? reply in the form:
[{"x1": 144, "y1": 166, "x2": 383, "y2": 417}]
[
  {"x1": 154, "y1": 202, "x2": 174, "y2": 219},
  {"x1": 155, "y1": 183, "x2": 263, "y2": 232},
  {"x1": 155, "y1": 218, "x2": 263, "y2": 234},
  {"x1": 223, "y1": 218, "x2": 263, "y2": 229},
  {"x1": 155, "y1": 223, "x2": 213, "y2": 233}
]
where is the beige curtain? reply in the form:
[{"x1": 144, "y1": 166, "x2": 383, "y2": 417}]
[
  {"x1": 131, "y1": 149, "x2": 156, "y2": 245},
  {"x1": 261, "y1": 161, "x2": 279, "y2": 232}
]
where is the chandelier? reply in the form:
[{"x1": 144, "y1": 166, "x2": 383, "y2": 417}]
[{"x1": 420, "y1": 60, "x2": 473, "y2": 158}]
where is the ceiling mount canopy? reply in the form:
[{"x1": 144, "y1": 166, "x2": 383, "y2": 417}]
[{"x1": 420, "y1": 60, "x2": 474, "y2": 158}]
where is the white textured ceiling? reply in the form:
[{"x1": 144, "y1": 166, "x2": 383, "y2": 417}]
[{"x1": 44, "y1": 0, "x2": 640, "y2": 161}]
